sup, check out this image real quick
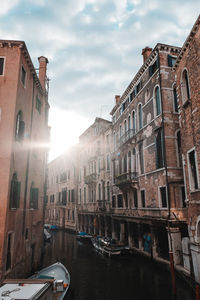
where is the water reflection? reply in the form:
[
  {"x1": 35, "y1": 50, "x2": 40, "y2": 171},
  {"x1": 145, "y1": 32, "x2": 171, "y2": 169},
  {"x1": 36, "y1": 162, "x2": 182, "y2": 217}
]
[{"x1": 42, "y1": 231, "x2": 194, "y2": 300}]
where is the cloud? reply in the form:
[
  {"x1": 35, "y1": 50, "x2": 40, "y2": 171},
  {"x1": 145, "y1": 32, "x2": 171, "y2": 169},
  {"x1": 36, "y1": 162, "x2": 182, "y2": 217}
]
[{"x1": 0, "y1": 0, "x2": 200, "y2": 159}]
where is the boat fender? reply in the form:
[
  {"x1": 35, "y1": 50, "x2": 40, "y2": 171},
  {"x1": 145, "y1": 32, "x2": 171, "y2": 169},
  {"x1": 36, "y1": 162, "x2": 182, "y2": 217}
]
[{"x1": 63, "y1": 283, "x2": 68, "y2": 289}]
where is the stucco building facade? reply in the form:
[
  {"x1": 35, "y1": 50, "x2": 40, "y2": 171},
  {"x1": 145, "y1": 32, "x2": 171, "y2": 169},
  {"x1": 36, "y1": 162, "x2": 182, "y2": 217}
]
[{"x1": 0, "y1": 40, "x2": 49, "y2": 279}]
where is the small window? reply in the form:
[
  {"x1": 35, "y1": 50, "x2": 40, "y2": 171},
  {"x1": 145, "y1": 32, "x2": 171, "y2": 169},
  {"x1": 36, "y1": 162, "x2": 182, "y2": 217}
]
[
  {"x1": 16, "y1": 111, "x2": 25, "y2": 141},
  {"x1": 168, "y1": 55, "x2": 177, "y2": 67},
  {"x1": 117, "y1": 194, "x2": 123, "y2": 208},
  {"x1": 71, "y1": 189, "x2": 75, "y2": 202},
  {"x1": 132, "y1": 111, "x2": 136, "y2": 132},
  {"x1": 21, "y1": 65, "x2": 26, "y2": 86},
  {"x1": 188, "y1": 149, "x2": 199, "y2": 190},
  {"x1": 10, "y1": 173, "x2": 21, "y2": 209},
  {"x1": 98, "y1": 183, "x2": 101, "y2": 200},
  {"x1": 50, "y1": 194, "x2": 54, "y2": 203},
  {"x1": 160, "y1": 186, "x2": 167, "y2": 208},
  {"x1": 106, "y1": 154, "x2": 110, "y2": 171},
  {"x1": 133, "y1": 190, "x2": 138, "y2": 208},
  {"x1": 79, "y1": 188, "x2": 81, "y2": 204},
  {"x1": 149, "y1": 59, "x2": 158, "y2": 77},
  {"x1": 30, "y1": 187, "x2": 39, "y2": 209},
  {"x1": 180, "y1": 186, "x2": 186, "y2": 208},
  {"x1": 155, "y1": 86, "x2": 161, "y2": 116},
  {"x1": 6, "y1": 233, "x2": 12, "y2": 271},
  {"x1": 176, "y1": 131, "x2": 182, "y2": 167},
  {"x1": 138, "y1": 142, "x2": 144, "y2": 174},
  {"x1": 107, "y1": 182, "x2": 110, "y2": 201},
  {"x1": 138, "y1": 104, "x2": 143, "y2": 130},
  {"x1": 84, "y1": 187, "x2": 86, "y2": 203},
  {"x1": 62, "y1": 189, "x2": 67, "y2": 205},
  {"x1": 36, "y1": 96, "x2": 42, "y2": 113},
  {"x1": 155, "y1": 128, "x2": 164, "y2": 169},
  {"x1": 181, "y1": 69, "x2": 190, "y2": 103},
  {"x1": 173, "y1": 86, "x2": 178, "y2": 112},
  {"x1": 141, "y1": 190, "x2": 145, "y2": 208},
  {"x1": 112, "y1": 195, "x2": 116, "y2": 208},
  {"x1": 0, "y1": 57, "x2": 5, "y2": 75}
]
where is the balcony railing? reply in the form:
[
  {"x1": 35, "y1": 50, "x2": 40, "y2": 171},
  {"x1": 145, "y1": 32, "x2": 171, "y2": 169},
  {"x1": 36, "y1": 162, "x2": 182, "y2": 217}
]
[
  {"x1": 84, "y1": 173, "x2": 97, "y2": 185},
  {"x1": 118, "y1": 129, "x2": 136, "y2": 148},
  {"x1": 56, "y1": 201, "x2": 67, "y2": 207},
  {"x1": 115, "y1": 172, "x2": 138, "y2": 186}
]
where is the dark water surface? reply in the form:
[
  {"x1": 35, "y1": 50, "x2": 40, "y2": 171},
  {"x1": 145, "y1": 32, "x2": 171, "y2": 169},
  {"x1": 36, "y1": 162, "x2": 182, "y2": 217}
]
[{"x1": 42, "y1": 231, "x2": 194, "y2": 300}]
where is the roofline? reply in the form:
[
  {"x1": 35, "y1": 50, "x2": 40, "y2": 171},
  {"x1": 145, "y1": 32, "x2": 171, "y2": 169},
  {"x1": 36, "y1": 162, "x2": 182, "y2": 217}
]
[
  {"x1": 174, "y1": 14, "x2": 200, "y2": 68},
  {"x1": 79, "y1": 117, "x2": 112, "y2": 139},
  {"x1": 0, "y1": 39, "x2": 47, "y2": 96},
  {"x1": 110, "y1": 43, "x2": 181, "y2": 115}
]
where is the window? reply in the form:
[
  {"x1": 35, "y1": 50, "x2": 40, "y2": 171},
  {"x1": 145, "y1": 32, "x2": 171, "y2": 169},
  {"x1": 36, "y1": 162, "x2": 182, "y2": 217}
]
[
  {"x1": 124, "y1": 120, "x2": 127, "y2": 133},
  {"x1": 128, "y1": 116, "x2": 131, "y2": 130},
  {"x1": 50, "y1": 194, "x2": 54, "y2": 203},
  {"x1": 72, "y1": 210, "x2": 75, "y2": 221},
  {"x1": 155, "y1": 129, "x2": 164, "y2": 169},
  {"x1": 160, "y1": 186, "x2": 167, "y2": 208},
  {"x1": 138, "y1": 142, "x2": 144, "y2": 174},
  {"x1": 21, "y1": 65, "x2": 26, "y2": 86},
  {"x1": 123, "y1": 154, "x2": 127, "y2": 173},
  {"x1": 16, "y1": 111, "x2": 25, "y2": 141},
  {"x1": 10, "y1": 173, "x2": 21, "y2": 209},
  {"x1": 176, "y1": 131, "x2": 182, "y2": 167},
  {"x1": 188, "y1": 149, "x2": 199, "y2": 190},
  {"x1": 6, "y1": 233, "x2": 12, "y2": 271},
  {"x1": 173, "y1": 86, "x2": 178, "y2": 112},
  {"x1": 106, "y1": 154, "x2": 110, "y2": 171},
  {"x1": 133, "y1": 190, "x2": 138, "y2": 208},
  {"x1": 128, "y1": 151, "x2": 131, "y2": 172},
  {"x1": 0, "y1": 57, "x2": 5, "y2": 75},
  {"x1": 60, "y1": 172, "x2": 66, "y2": 182},
  {"x1": 68, "y1": 190, "x2": 71, "y2": 202},
  {"x1": 71, "y1": 189, "x2": 75, "y2": 202},
  {"x1": 180, "y1": 186, "x2": 186, "y2": 208},
  {"x1": 98, "y1": 183, "x2": 101, "y2": 200},
  {"x1": 138, "y1": 104, "x2": 143, "y2": 130},
  {"x1": 36, "y1": 96, "x2": 42, "y2": 113},
  {"x1": 155, "y1": 86, "x2": 161, "y2": 116},
  {"x1": 30, "y1": 187, "x2": 39, "y2": 209},
  {"x1": 149, "y1": 59, "x2": 158, "y2": 77},
  {"x1": 132, "y1": 111, "x2": 136, "y2": 132},
  {"x1": 98, "y1": 158, "x2": 101, "y2": 173},
  {"x1": 79, "y1": 188, "x2": 81, "y2": 204},
  {"x1": 107, "y1": 182, "x2": 110, "y2": 201},
  {"x1": 117, "y1": 194, "x2": 123, "y2": 208},
  {"x1": 181, "y1": 69, "x2": 190, "y2": 103},
  {"x1": 141, "y1": 190, "x2": 145, "y2": 208},
  {"x1": 84, "y1": 187, "x2": 86, "y2": 203},
  {"x1": 168, "y1": 55, "x2": 177, "y2": 67},
  {"x1": 62, "y1": 189, "x2": 67, "y2": 205},
  {"x1": 119, "y1": 125, "x2": 122, "y2": 138},
  {"x1": 112, "y1": 195, "x2": 116, "y2": 208}
]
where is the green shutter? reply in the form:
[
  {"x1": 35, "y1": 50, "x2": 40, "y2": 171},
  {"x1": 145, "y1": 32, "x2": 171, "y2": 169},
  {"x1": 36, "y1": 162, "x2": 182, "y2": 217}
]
[
  {"x1": 168, "y1": 55, "x2": 173, "y2": 67},
  {"x1": 149, "y1": 65, "x2": 153, "y2": 77}
]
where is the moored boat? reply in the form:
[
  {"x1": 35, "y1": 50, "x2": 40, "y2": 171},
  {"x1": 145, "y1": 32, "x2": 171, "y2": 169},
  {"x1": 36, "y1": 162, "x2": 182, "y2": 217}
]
[
  {"x1": 91, "y1": 237, "x2": 129, "y2": 257},
  {"x1": 31, "y1": 262, "x2": 70, "y2": 300},
  {"x1": 76, "y1": 231, "x2": 92, "y2": 244}
]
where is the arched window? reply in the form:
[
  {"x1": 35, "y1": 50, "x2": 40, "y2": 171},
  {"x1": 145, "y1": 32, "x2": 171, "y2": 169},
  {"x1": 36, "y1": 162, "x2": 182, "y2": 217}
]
[
  {"x1": 128, "y1": 116, "x2": 131, "y2": 131},
  {"x1": 181, "y1": 69, "x2": 190, "y2": 103},
  {"x1": 132, "y1": 111, "x2": 136, "y2": 132},
  {"x1": 176, "y1": 130, "x2": 182, "y2": 167},
  {"x1": 119, "y1": 125, "x2": 122, "y2": 138},
  {"x1": 173, "y1": 85, "x2": 178, "y2": 112},
  {"x1": 138, "y1": 104, "x2": 143, "y2": 130},
  {"x1": 16, "y1": 111, "x2": 25, "y2": 141},
  {"x1": 124, "y1": 120, "x2": 127, "y2": 133},
  {"x1": 155, "y1": 86, "x2": 161, "y2": 116}
]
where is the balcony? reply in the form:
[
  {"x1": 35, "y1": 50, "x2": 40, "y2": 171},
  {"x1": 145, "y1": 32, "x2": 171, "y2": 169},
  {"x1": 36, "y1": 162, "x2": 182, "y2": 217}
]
[
  {"x1": 84, "y1": 173, "x2": 97, "y2": 185},
  {"x1": 115, "y1": 172, "x2": 138, "y2": 187},
  {"x1": 118, "y1": 129, "x2": 136, "y2": 148},
  {"x1": 56, "y1": 201, "x2": 67, "y2": 207}
]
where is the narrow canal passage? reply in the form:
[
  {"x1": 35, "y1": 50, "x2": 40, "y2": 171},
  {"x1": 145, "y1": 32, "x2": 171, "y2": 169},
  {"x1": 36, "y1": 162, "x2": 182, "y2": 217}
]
[{"x1": 42, "y1": 231, "x2": 194, "y2": 300}]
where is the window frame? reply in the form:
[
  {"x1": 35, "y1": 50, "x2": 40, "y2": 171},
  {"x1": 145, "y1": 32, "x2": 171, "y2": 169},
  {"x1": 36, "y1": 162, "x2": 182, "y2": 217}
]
[
  {"x1": 187, "y1": 147, "x2": 199, "y2": 191},
  {"x1": 0, "y1": 56, "x2": 5, "y2": 76}
]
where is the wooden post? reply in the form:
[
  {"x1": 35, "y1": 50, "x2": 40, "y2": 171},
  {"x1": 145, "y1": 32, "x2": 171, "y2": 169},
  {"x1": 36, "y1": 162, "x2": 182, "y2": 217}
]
[{"x1": 196, "y1": 284, "x2": 200, "y2": 300}]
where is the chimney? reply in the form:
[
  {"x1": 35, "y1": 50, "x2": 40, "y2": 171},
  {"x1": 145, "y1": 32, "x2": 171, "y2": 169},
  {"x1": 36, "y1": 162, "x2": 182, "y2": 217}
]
[
  {"x1": 115, "y1": 95, "x2": 121, "y2": 105},
  {"x1": 142, "y1": 47, "x2": 152, "y2": 63},
  {"x1": 38, "y1": 56, "x2": 49, "y2": 90}
]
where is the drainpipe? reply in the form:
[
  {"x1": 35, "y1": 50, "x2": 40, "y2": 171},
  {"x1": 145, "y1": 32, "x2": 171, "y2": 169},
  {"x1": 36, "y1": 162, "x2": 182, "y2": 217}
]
[
  {"x1": 157, "y1": 48, "x2": 177, "y2": 297},
  {"x1": 22, "y1": 74, "x2": 35, "y2": 235}
]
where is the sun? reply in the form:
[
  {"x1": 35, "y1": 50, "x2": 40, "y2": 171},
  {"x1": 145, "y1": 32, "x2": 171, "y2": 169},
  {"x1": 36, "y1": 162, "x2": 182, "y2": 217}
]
[{"x1": 48, "y1": 106, "x2": 91, "y2": 161}]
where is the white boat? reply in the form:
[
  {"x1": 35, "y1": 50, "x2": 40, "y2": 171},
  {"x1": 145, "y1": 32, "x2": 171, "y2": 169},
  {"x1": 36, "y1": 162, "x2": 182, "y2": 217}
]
[
  {"x1": 44, "y1": 227, "x2": 51, "y2": 242},
  {"x1": 31, "y1": 262, "x2": 70, "y2": 300},
  {"x1": 92, "y1": 237, "x2": 130, "y2": 257}
]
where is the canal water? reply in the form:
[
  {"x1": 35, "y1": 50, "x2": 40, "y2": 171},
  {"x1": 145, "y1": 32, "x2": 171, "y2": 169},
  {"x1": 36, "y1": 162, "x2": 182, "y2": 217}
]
[{"x1": 42, "y1": 231, "x2": 194, "y2": 300}]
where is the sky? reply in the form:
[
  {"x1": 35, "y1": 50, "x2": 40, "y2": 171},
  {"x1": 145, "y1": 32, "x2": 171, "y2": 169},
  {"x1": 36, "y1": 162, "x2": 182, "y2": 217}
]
[{"x1": 0, "y1": 0, "x2": 200, "y2": 160}]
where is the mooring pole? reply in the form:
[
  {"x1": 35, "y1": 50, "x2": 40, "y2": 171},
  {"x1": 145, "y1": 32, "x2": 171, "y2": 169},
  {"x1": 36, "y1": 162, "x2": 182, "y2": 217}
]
[{"x1": 169, "y1": 251, "x2": 176, "y2": 298}]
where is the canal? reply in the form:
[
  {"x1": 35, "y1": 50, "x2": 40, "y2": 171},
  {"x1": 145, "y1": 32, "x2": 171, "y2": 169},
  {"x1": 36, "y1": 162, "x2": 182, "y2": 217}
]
[{"x1": 41, "y1": 231, "x2": 194, "y2": 300}]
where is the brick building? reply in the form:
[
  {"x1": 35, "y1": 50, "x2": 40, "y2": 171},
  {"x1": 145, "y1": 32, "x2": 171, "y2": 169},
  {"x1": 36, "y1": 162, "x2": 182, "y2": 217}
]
[
  {"x1": 175, "y1": 15, "x2": 200, "y2": 282},
  {"x1": 0, "y1": 40, "x2": 49, "y2": 279},
  {"x1": 45, "y1": 147, "x2": 78, "y2": 232}
]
